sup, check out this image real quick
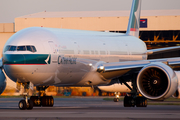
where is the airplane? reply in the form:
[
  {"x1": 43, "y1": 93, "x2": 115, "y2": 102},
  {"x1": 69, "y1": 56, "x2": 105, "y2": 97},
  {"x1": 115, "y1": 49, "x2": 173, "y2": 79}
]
[{"x1": 0, "y1": 0, "x2": 180, "y2": 110}]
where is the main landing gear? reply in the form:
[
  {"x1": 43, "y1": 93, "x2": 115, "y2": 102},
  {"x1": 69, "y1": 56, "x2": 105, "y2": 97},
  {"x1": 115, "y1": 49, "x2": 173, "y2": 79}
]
[
  {"x1": 112, "y1": 91, "x2": 147, "y2": 107},
  {"x1": 17, "y1": 82, "x2": 54, "y2": 110},
  {"x1": 124, "y1": 94, "x2": 147, "y2": 107},
  {"x1": 119, "y1": 76, "x2": 148, "y2": 107},
  {"x1": 30, "y1": 86, "x2": 54, "y2": 107}
]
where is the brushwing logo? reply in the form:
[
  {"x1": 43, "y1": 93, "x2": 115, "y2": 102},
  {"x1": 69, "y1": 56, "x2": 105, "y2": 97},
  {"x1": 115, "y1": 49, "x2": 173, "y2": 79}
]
[{"x1": 45, "y1": 54, "x2": 51, "y2": 64}]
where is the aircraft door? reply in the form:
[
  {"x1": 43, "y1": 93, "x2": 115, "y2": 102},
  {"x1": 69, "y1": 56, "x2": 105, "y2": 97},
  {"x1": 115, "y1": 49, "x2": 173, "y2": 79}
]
[
  {"x1": 48, "y1": 41, "x2": 58, "y2": 64},
  {"x1": 73, "y1": 41, "x2": 81, "y2": 56}
]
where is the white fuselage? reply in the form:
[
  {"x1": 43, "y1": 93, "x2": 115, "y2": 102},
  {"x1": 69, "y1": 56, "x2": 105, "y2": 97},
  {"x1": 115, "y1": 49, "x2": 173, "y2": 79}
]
[{"x1": 2, "y1": 27, "x2": 147, "y2": 86}]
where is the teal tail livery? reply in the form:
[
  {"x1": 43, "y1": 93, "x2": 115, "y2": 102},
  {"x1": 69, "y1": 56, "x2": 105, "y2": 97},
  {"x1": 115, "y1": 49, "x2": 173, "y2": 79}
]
[
  {"x1": 1, "y1": 0, "x2": 180, "y2": 110},
  {"x1": 126, "y1": 0, "x2": 141, "y2": 38}
]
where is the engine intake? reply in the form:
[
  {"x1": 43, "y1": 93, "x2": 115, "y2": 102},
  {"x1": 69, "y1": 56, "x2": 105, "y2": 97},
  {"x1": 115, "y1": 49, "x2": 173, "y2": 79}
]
[{"x1": 137, "y1": 62, "x2": 178, "y2": 100}]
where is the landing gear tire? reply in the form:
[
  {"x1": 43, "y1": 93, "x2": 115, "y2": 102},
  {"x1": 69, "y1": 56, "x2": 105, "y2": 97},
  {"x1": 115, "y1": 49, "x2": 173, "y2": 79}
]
[
  {"x1": 41, "y1": 96, "x2": 54, "y2": 107},
  {"x1": 113, "y1": 98, "x2": 119, "y2": 102},
  {"x1": 30, "y1": 96, "x2": 54, "y2": 107},
  {"x1": 136, "y1": 97, "x2": 147, "y2": 107},
  {"x1": 19, "y1": 100, "x2": 27, "y2": 110},
  {"x1": 30, "y1": 96, "x2": 41, "y2": 106},
  {"x1": 124, "y1": 95, "x2": 135, "y2": 107},
  {"x1": 27, "y1": 99, "x2": 33, "y2": 110},
  {"x1": 124, "y1": 95, "x2": 147, "y2": 107}
]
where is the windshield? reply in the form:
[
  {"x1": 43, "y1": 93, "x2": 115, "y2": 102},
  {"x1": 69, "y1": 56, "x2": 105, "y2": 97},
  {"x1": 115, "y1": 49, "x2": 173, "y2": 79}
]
[{"x1": 4, "y1": 45, "x2": 37, "y2": 52}]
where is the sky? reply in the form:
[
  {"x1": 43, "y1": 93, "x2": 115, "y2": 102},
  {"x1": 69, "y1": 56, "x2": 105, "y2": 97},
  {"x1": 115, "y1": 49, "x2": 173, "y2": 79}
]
[{"x1": 0, "y1": 0, "x2": 180, "y2": 23}]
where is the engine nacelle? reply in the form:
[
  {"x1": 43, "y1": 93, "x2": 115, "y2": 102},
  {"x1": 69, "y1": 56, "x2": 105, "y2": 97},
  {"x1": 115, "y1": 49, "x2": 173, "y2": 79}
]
[
  {"x1": 137, "y1": 62, "x2": 178, "y2": 100},
  {"x1": 0, "y1": 69, "x2": 6, "y2": 94},
  {"x1": 172, "y1": 71, "x2": 180, "y2": 98}
]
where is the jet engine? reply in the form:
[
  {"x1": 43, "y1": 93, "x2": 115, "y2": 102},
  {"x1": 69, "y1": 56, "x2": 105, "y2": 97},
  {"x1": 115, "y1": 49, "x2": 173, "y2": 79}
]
[
  {"x1": 137, "y1": 62, "x2": 178, "y2": 100},
  {"x1": 172, "y1": 71, "x2": 180, "y2": 98},
  {"x1": 0, "y1": 69, "x2": 6, "y2": 94}
]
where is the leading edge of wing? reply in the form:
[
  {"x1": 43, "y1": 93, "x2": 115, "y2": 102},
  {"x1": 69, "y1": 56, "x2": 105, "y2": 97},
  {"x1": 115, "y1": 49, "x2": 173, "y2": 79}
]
[
  {"x1": 145, "y1": 46, "x2": 180, "y2": 55},
  {"x1": 97, "y1": 57, "x2": 180, "y2": 73}
]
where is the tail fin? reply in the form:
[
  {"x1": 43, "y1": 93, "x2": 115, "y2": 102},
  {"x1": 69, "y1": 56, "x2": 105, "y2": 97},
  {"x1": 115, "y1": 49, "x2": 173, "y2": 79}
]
[{"x1": 126, "y1": 0, "x2": 141, "y2": 38}]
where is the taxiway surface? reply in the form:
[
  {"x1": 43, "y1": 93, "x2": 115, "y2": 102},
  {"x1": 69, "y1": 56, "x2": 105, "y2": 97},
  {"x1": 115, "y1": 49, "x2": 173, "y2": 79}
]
[{"x1": 0, "y1": 97, "x2": 180, "y2": 120}]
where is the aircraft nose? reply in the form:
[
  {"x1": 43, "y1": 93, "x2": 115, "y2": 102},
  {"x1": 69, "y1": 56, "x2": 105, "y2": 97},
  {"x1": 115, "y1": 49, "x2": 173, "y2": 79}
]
[
  {"x1": 2, "y1": 54, "x2": 26, "y2": 82},
  {"x1": 3, "y1": 54, "x2": 25, "y2": 65}
]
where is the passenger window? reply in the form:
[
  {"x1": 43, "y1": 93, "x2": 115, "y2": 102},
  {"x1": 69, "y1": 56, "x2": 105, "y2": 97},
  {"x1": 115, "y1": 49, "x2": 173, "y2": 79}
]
[
  {"x1": 9, "y1": 46, "x2": 17, "y2": 51},
  {"x1": 17, "y1": 46, "x2": 26, "y2": 51}
]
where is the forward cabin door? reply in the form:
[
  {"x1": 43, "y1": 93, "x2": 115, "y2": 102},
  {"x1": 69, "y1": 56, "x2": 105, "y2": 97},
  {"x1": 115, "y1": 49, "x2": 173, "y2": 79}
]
[{"x1": 48, "y1": 41, "x2": 58, "y2": 64}]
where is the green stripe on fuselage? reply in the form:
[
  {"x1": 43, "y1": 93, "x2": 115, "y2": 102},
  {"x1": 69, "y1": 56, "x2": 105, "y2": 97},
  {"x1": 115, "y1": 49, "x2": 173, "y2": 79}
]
[{"x1": 3, "y1": 54, "x2": 51, "y2": 64}]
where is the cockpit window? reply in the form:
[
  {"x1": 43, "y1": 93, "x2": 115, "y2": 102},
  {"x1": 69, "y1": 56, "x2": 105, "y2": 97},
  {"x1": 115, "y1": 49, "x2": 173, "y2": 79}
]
[
  {"x1": 4, "y1": 45, "x2": 37, "y2": 52},
  {"x1": 31, "y1": 46, "x2": 37, "y2": 52},
  {"x1": 26, "y1": 46, "x2": 37, "y2": 52},
  {"x1": 4, "y1": 45, "x2": 11, "y2": 52},
  {"x1": 17, "y1": 46, "x2": 26, "y2": 51},
  {"x1": 26, "y1": 46, "x2": 32, "y2": 51},
  {"x1": 9, "y1": 46, "x2": 17, "y2": 51}
]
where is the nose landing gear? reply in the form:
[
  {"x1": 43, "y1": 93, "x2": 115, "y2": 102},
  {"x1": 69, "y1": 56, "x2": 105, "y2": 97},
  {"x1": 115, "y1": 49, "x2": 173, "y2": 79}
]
[
  {"x1": 113, "y1": 92, "x2": 120, "y2": 102},
  {"x1": 19, "y1": 98, "x2": 33, "y2": 110},
  {"x1": 17, "y1": 82, "x2": 34, "y2": 110}
]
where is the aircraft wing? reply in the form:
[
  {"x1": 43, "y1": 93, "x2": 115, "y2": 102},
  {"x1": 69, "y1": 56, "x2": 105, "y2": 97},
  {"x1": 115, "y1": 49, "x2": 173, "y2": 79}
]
[
  {"x1": 145, "y1": 46, "x2": 180, "y2": 55},
  {"x1": 97, "y1": 57, "x2": 180, "y2": 80}
]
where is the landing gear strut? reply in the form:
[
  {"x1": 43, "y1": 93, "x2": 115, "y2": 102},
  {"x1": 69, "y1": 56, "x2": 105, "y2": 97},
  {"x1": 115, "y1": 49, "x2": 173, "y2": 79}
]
[{"x1": 30, "y1": 86, "x2": 54, "y2": 107}]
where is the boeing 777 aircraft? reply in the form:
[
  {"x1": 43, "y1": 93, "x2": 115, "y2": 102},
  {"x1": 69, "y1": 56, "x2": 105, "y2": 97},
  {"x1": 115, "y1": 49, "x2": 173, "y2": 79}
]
[{"x1": 1, "y1": 0, "x2": 180, "y2": 110}]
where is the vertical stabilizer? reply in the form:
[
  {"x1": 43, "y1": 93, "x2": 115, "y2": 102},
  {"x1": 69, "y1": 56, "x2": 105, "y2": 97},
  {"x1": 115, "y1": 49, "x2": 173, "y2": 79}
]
[{"x1": 126, "y1": 0, "x2": 141, "y2": 38}]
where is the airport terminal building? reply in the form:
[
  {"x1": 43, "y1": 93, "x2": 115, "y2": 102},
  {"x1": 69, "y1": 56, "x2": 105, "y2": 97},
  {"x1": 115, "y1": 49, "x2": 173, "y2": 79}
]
[{"x1": 0, "y1": 10, "x2": 180, "y2": 95}]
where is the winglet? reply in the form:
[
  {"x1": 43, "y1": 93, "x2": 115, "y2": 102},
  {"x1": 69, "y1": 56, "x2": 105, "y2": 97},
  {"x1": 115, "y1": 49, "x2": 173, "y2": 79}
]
[{"x1": 126, "y1": 0, "x2": 141, "y2": 38}]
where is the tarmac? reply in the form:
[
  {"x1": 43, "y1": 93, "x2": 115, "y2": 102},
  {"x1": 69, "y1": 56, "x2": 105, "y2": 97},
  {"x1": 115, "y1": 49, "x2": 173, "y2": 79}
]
[{"x1": 0, "y1": 97, "x2": 180, "y2": 120}]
